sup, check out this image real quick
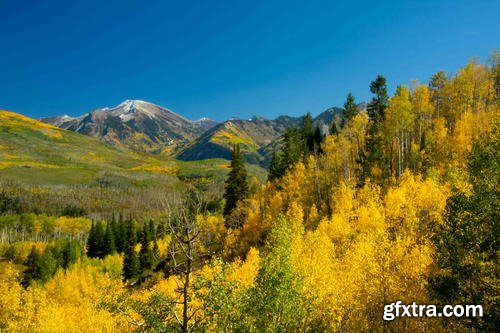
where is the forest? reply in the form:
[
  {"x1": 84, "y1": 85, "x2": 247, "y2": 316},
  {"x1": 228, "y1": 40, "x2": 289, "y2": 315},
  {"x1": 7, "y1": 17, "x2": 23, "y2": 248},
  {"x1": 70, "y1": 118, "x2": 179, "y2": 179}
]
[{"x1": 0, "y1": 54, "x2": 498, "y2": 332}]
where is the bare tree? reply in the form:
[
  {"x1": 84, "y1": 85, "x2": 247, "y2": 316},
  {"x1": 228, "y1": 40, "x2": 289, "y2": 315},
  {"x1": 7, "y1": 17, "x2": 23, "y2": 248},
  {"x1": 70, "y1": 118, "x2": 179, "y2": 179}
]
[{"x1": 165, "y1": 190, "x2": 206, "y2": 333}]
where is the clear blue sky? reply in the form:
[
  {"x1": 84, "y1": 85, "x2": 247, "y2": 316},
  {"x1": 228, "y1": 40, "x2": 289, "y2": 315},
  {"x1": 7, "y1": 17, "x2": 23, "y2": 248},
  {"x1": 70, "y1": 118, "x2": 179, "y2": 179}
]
[{"x1": 1, "y1": 0, "x2": 498, "y2": 121}]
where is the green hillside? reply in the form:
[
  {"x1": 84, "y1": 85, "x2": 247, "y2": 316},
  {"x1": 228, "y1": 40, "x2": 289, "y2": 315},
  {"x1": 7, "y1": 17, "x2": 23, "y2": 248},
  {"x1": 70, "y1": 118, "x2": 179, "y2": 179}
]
[{"x1": 0, "y1": 110, "x2": 266, "y2": 186}]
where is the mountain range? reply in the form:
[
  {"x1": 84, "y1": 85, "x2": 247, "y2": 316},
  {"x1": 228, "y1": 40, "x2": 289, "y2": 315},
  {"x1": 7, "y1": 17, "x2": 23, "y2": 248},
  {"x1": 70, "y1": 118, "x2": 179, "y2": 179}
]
[
  {"x1": 42, "y1": 100, "x2": 363, "y2": 166},
  {"x1": 0, "y1": 109, "x2": 268, "y2": 186}
]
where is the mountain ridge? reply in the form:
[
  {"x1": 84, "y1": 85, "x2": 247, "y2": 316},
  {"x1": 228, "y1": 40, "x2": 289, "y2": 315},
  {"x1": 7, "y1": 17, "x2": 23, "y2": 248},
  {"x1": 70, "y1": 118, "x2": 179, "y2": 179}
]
[
  {"x1": 41, "y1": 100, "x2": 219, "y2": 153},
  {"x1": 42, "y1": 99, "x2": 364, "y2": 165}
]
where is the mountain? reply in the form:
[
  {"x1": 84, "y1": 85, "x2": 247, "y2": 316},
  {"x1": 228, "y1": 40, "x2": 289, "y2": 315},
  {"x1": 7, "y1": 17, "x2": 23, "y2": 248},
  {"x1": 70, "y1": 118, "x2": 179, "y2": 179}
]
[
  {"x1": 176, "y1": 115, "x2": 303, "y2": 164},
  {"x1": 43, "y1": 99, "x2": 365, "y2": 166},
  {"x1": 0, "y1": 109, "x2": 150, "y2": 185},
  {"x1": 176, "y1": 106, "x2": 354, "y2": 166},
  {"x1": 0, "y1": 109, "x2": 266, "y2": 186},
  {"x1": 41, "y1": 100, "x2": 218, "y2": 153}
]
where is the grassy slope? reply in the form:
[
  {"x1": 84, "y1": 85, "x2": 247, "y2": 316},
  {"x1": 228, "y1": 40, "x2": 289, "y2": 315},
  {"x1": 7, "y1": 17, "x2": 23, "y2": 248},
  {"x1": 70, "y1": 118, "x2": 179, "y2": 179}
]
[{"x1": 0, "y1": 110, "x2": 267, "y2": 186}]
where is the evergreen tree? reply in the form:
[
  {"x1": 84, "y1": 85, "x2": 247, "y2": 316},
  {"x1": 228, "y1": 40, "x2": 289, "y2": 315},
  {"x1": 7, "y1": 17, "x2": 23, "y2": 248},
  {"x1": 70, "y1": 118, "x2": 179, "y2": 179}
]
[
  {"x1": 268, "y1": 151, "x2": 284, "y2": 181},
  {"x1": 330, "y1": 120, "x2": 338, "y2": 135},
  {"x1": 313, "y1": 125, "x2": 323, "y2": 154},
  {"x1": 367, "y1": 75, "x2": 388, "y2": 124},
  {"x1": 93, "y1": 221, "x2": 105, "y2": 258},
  {"x1": 102, "y1": 221, "x2": 116, "y2": 257},
  {"x1": 123, "y1": 220, "x2": 140, "y2": 280},
  {"x1": 281, "y1": 127, "x2": 303, "y2": 171},
  {"x1": 139, "y1": 223, "x2": 154, "y2": 271},
  {"x1": 86, "y1": 221, "x2": 98, "y2": 258},
  {"x1": 22, "y1": 246, "x2": 42, "y2": 286},
  {"x1": 114, "y1": 216, "x2": 127, "y2": 254},
  {"x1": 301, "y1": 113, "x2": 315, "y2": 155},
  {"x1": 341, "y1": 92, "x2": 358, "y2": 127},
  {"x1": 361, "y1": 75, "x2": 389, "y2": 184},
  {"x1": 223, "y1": 144, "x2": 249, "y2": 217}
]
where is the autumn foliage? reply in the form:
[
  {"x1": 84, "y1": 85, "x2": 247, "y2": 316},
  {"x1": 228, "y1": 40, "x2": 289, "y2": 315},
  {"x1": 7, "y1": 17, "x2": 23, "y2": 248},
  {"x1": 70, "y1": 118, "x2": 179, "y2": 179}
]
[{"x1": 0, "y1": 56, "x2": 498, "y2": 332}]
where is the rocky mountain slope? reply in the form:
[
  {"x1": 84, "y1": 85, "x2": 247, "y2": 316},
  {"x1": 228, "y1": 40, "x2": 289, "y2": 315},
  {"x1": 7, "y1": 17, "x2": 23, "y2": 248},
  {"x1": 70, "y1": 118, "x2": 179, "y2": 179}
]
[
  {"x1": 43, "y1": 100, "x2": 364, "y2": 166},
  {"x1": 176, "y1": 108, "x2": 348, "y2": 165},
  {"x1": 176, "y1": 116, "x2": 303, "y2": 164},
  {"x1": 42, "y1": 100, "x2": 218, "y2": 153}
]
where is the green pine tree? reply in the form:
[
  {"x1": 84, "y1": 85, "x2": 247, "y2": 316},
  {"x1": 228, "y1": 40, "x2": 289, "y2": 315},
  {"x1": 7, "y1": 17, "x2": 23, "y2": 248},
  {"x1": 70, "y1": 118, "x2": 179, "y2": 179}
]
[
  {"x1": 360, "y1": 75, "x2": 389, "y2": 184},
  {"x1": 223, "y1": 144, "x2": 249, "y2": 217},
  {"x1": 281, "y1": 127, "x2": 303, "y2": 171},
  {"x1": 22, "y1": 246, "x2": 42, "y2": 287},
  {"x1": 301, "y1": 113, "x2": 315, "y2": 155},
  {"x1": 86, "y1": 221, "x2": 98, "y2": 258},
  {"x1": 139, "y1": 223, "x2": 154, "y2": 271},
  {"x1": 330, "y1": 120, "x2": 338, "y2": 135},
  {"x1": 341, "y1": 92, "x2": 358, "y2": 127},
  {"x1": 367, "y1": 75, "x2": 388, "y2": 124},
  {"x1": 268, "y1": 151, "x2": 284, "y2": 181},
  {"x1": 94, "y1": 221, "x2": 105, "y2": 258},
  {"x1": 313, "y1": 125, "x2": 323, "y2": 154},
  {"x1": 103, "y1": 221, "x2": 116, "y2": 256},
  {"x1": 123, "y1": 220, "x2": 140, "y2": 280}
]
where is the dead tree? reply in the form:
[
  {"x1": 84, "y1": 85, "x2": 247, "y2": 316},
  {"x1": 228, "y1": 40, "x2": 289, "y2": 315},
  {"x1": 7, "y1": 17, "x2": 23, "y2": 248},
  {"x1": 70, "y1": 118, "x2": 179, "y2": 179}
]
[{"x1": 166, "y1": 190, "x2": 205, "y2": 333}]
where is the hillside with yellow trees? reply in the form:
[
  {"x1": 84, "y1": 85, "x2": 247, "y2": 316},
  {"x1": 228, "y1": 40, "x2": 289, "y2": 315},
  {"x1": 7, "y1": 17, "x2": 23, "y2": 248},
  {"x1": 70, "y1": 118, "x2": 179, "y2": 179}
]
[{"x1": 0, "y1": 55, "x2": 499, "y2": 332}]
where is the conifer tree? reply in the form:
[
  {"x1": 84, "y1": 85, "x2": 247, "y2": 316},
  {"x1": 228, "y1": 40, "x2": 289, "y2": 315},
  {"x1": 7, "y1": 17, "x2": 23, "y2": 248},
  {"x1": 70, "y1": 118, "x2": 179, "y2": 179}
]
[
  {"x1": 367, "y1": 75, "x2": 388, "y2": 124},
  {"x1": 115, "y1": 216, "x2": 127, "y2": 254},
  {"x1": 281, "y1": 127, "x2": 303, "y2": 171},
  {"x1": 123, "y1": 220, "x2": 140, "y2": 280},
  {"x1": 301, "y1": 113, "x2": 315, "y2": 155},
  {"x1": 22, "y1": 246, "x2": 42, "y2": 286},
  {"x1": 330, "y1": 120, "x2": 338, "y2": 135},
  {"x1": 93, "y1": 221, "x2": 105, "y2": 258},
  {"x1": 102, "y1": 221, "x2": 116, "y2": 257},
  {"x1": 361, "y1": 75, "x2": 389, "y2": 184},
  {"x1": 139, "y1": 223, "x2": 154, "y2": 271},
  {"x1": 313, "y1": 125, "x2": 323, "y2": 154},
  {"x1": 87, "y1": 221, "x2": 98, "y2": 258},
  {"x1": 268, "y1": 151, "x2": 284, "y2": 181},
  {"x1": 223, "y1": 144, "x2": 249, "y2": 217},
  {"x1": 341, "y1": 92, "x2": 358, "y2": 127}
]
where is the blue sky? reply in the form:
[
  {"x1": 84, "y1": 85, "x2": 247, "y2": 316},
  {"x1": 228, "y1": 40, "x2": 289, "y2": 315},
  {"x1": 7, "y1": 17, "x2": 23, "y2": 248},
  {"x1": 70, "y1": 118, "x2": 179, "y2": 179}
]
[{"x1": 0, "y1": 0, "x2": 499, "y2": 121}]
